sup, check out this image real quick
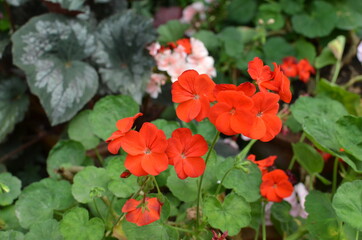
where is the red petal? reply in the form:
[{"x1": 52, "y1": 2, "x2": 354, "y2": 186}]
[
  {"x1": 121, "y1": 131, "x2": 146, "y2": 155},
  {"x1": 139, "y1": 123, "x2": 167, "y2": 153},
  {"x1": 185, "y1": 134, "x2": 208, "y2": 157},
  {"x1": 124, "y1": 154, "x2": 148, "y2": 176},
  {"x1": 106, "y1": 130, "x2": 124, "y2": 143},
  {"x1": 177, "y1": 69, "x2": 199, "y2": 91},
  {"x1": 176, "y1": 99, "x2": 201, "y2": 122},
  {"x1": 122, "y1": 199, "x2": 141, "y2": 213},
  {"x1": 246, "y1": 117, "x2": 266, "y2": 140},
  {"x1": 259, "y1": 114, "x2": 282, "y2": 142},
  {"x1": 247, "y1": 57, "x2": 273, "y2": 84},
  {"x1": 183, "y1": 157, "x2": 206, "y2": 178},
  {"x1": 107, "y1": 137, "x2": 124, "y2": 154},
  {"x1": 141, "y1": 152, "x2": 169, "y2": 176},
  {"x1": 172, "y1": 81, "x2": 194, "y2": 103},
  {"x1": 276, "y1": 180, "x2": 294, "y2": 198},
  {"x1": 215, "y1": 112, "x2": 238, "y2": 136},
  {"x1": 236, "y1": 82, "x2": 256, "y2": 96},
  {"x1": 116, "y1": 113, "x2": 143, "y2": 133}
]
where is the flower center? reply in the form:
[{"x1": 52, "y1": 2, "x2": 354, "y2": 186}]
[
  {"x1": 145, "y1": 148, "x2": 151, "y2": 154},
  {"x1": 181, "y1": 153, "x2": 187, "y2": 159},
  {"x1": 273, "y1": 184, "x2": 277, "y2": 189},
  {"x1": 256, "y1": 111, "x2": 263, "y2": 117},
  {"x1": 193, "y1": 94, "x2": 200, "y2": 100},
  {"x1": 230, "y1": 108, "x2": 236, "y2": 115}
]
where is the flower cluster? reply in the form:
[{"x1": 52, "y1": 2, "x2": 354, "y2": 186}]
[
  {"x1": 280, "y1": 57, "x2": 315, "y2": 83},
  {"x1": 172, "y1": 57, "x2": 291, "y2": 142},
  {"x1": 146, "y1": 37, "x2": 216, "y2": 98}
]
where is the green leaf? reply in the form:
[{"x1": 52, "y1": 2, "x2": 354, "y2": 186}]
[
  {"x1": 335, "y1": 0, "x2": 362, "y2": 30},
  {"x1": 0, "y1": 173, "x2": 21, "y2": 206},
  {"x1": 0, "y1": 205, "x2": 23, "y2": 231},
  {"x1": 47, "y1": 140, "x2": 86, "y2": 178},
  {"x1": 151, "y1": 119, "x2": 180, "y2": 138},
  {"x1": 218, "y1": 27, "x2": 244, "y2": 58},
  {"x1": 285, "y1": 115, "x2": 303, "y2": 133},
  {"x1": 248, "y1": 200, "x2": 262, "y2": 230},
  {"x1": 256, "y1": 3, "x2": 285, "y2": 30},
  {"x1": 166, "y1": 169, "x2": 198, "y2": 202},
  {"x1": 263, "y1": 37, "x2": 295, "y2": 64},
  {"x1": 315, "y1": 47, "x2": 337, "y2": 69},
  {"x1": 123, "y1": 221, "x2": 178, "y2": 240},
  {"x1": 280, "y1": 0, "x2": 304, "y2": 15},
  {"x1": 68, "y1": 110, "x2": 100, "y2": 150},
  {"x1": 60, "y1": 207, "x2": 105, "y2": 240},
  {"x1": 292, "y1": 1, "x2": 337, "y2": 38},
  {"x1": 332, "y1": 180, "x2": 362, "y2": 230},
  {"x1": 12, "y1": 14, "x2": 98, "y2": 125},
  {"x1": 270, "y1": 201, "x2": 292, "y2": 223},
  {"x1": 193, "y1": 30, "x2": 220, "y2": 52},
  {"x1": 336, "y1": 116, "x2": 362, "y2": 161},
  {"x1": 89, "y1": 95, "x2": 139, "y2": 140},
  {"x1": 105, "y1": 156, "x2": 138, "y2": 198},
  {"x1": 157, "y1": 20, "x2": 189, "y2": 45},
  {"x1": 204, "y1": 193, "x2": 251, "y2": 236},
  {"x1": 295, "y1": 39, "x2": 316, "y2": 63},
  {"x1": 15, "y1": 178, "x2": 75, "y2": 228},
  {"x1": 292, "y1": 142, "x2": 324, "y2": 174},
  {"x1": 72, "y1": 166, "x2": 111, "y2": 203},
  {"x1": 305, "y1": 191, "x2": 340, "y2": 240},
  {"x1": 226, "y1": 0, "x2": 257, "y2": 24},
  {"x1": 0, "y1": 78, "x2": 29, "y2": 143},
  {"x1": 218, "y1": 157, "x2": 262, "y2": 202},
  {"x1": 317, "y1": 79, "x2": 360, "y2": 115},
  {"x1": 94, "y1": 11, "x2": 156, "y2": 103},
  {"x1": 0, "y1": 230, "x2": 24, "y2": 240},
  {"x1": 24, "y1": 219, "x2": 63, "y2": 240}
]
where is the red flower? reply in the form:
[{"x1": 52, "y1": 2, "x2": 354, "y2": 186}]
[
  {"x1": 244, "y1": 92, "x2": 282, "y2": 142},
  {"x1": 122, "y1": 197, "x2": 162, "y2": 226},
  {"x1": 247, "y1": 154, "x2": 276, "y2": 175},
  {"x1": 260, "y1": 169, "x2": 293, "y2": 202},
  {"x1": 297, "y1": 59, "x2": 315, "y2": 83},
  {"x1": 209, "y1": 90, "x2": 253, "y2": 136},
  {"x1": 176, "y1": 38, "x2": 192, "y2": 54},
  {"x1": 172, "y1": 70, "x2": 215, "y2": 122},
  {"x1": 166, "y1": 128, "x2": 208, "y2": 179},
  {"x1": 121, "y1": 123, "x2": 168, "y2": 176},
  {"x1": 247, "y1": 57, "x2": 273, "y2": 90},
  {"x1": 213, "y1": 82, "x2": 256, "y2": 98},
  {"x1": 212, "y1": 230, "x2": 228, "y2": 240},
  {"x1": 106, "y1": 113, "x2": 143, "y2": 154},
  {"x1": 280, "y1": 57, "x2": 298, "y2": 78},
  {"x1": 260, "y1": 63, "x2": 292, "y2": 103}
]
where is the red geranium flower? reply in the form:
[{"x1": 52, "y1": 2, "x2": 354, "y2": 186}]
[
  {"x1": 209, "y1": 90, "x2": 253, "y2": 136},
  {"x1": 166, "y1": 128, "x2": 208, "y2": 179},
  {"x1": 280, "y1": 57, "x2": 298, "y2": 78},
  {"x1": 122, "y1": 197, "x2": 162, "y2": 226},
  {"x1": 247, "y1": 57, "x2": 273, "y2": 90},
  {"x1": 247, "y1": 154, "x2": 276, "y2": 175},
  {"x1": 260, "y1": 169, "x2": 293, "y2": 202},
  {"x1": 176, "y1": 38, "x2": 192, "y2": 54},
  {"x1": 106, "y1": 113, "x2": 143, "y2": 154},
  {"x1": 121, "y1": 122, "x2": 168, "y2": 176},
  {"x1": 172, "y1": 70, "x2": 215, "y2": 122},
  {"x1": 213, "y1": 82, "x2": 256, "y2": 98},
  {"x1": 245, "y1": 92, "x2": 282, "y2": 142},
  {"x1": 297, "y1": 59, "x2": 315, "y2": 83}
]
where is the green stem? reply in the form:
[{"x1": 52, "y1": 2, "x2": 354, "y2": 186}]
[
  {"x1": 94, "y1": 198, "x2": 105, "y2": 222},
  {"x1": 196, "y1": 132, "x2": 220, "y2": 233},
  {"x1": 262, "y1": 201, "x2": 266, "y2": 240},
  {"x1": 356, "y1": 229, "x2": 360, "y2": 240},
  {"x1": 285, "y1": 226, "x2": 307, "y2": 240},
  {"x1": 288, "y1": 132, "x2": 305, "y2": 170},
  {"x1": 332, "y1": 157, "x2": 339, "y2": 196},
  {"x1": 215, "y1": 167, "x2": 234, "y2": 196},
  {"x1": 94, "y1": 147, "x2": 104, "y2": 166},
  {"x1": 331, "y1": 60, "x2": 341, "y2": 84},
  {"x1": 236, "y1": 139, "x2": 257, "y2": 161},
  {"x1": 152, "y1": 175, "x2": 162, "y2": 196},
  {"x1": 342, "y1": 75, "x2": 362, "y2": 89},
  {"x1": 254, "y1": 225, "x2": 260, "y2": 240},
  {"x1": 168, "y1": 224, "x2": 194, "y2": 233},
  {"x1": 315, "y1": 173, "x2": 332, "y2": 185},
  {"x1": 309, "y1": 174, "x2": 315, "y2": 191}
]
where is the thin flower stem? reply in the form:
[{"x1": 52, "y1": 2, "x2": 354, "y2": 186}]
[
  {"x1": 94, "y1": 147, "x2": 104, "y2": 166},
  {"x1": 152, "y1": 175, "x2": 162, "y2": 196},
  {"x1": 167, "y1": 224, "x2": 194, "y2": 233},
  {"x1": 288, "y1": 132, "x2": 305, "y2": 170},
  {"x1": 94, "y1": 198, "x2": 105, "y2": 222},
  {"x1": 236, "y1": 139, "x2": 257, "y2": 162},
  {"x1": 343, "y1": 75, "x2": 362, "y2": 89},
  {"x1": 262, "y1": 201, "x2": 267, "y2": 240},
  {"x1": 215, "y1": 167, "x2": 234, "y2": 196},
  {"x1": 331, "y1": 60, "x2": 341, "y2": 84},
  {"x1": 254, "y1": 225, "x2": 260, "y2": 240},
  {"x1": 196, "y1": 131, "x2": 220, "y2": 233},
  {"x1": 356, "y1": 229, "x2": 360, "y2": 240},
  {"x1": 332, "y1": 156, "x2": 339, "y2": 196}
]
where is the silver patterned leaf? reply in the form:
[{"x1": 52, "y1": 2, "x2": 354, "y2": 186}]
[
  {"x1": 93, "y1": 10, "x2": 156, "y2": 103},
  {"x1": 12, "y1": 14, "x2": 98, "y2": 125},
  {"x1": 44, "y1": 0, "x2": 86, "y2": 11}
]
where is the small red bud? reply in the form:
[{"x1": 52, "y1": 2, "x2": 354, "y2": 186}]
[{"x1": 120, "y1": 170, "x2": 131, "y2": 178}]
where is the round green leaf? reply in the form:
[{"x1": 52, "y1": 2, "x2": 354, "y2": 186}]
[
  {"x1": 15, "y1": 178, "x2": 75, "y2": 228},
  {"x1": 68, "y1": 110, "x2": 100, "y2": 150},
  {"x1": 47, "y1": 140, "x2": 86, "y2": 178},
  {"x1": 292, "y1": 142, "x2": 324, "y2": 174},
  {"x1": 218, "y1": 157, "x2": 262, "y2": 202},
  {"x1": 89, "y1": 95, "x2": 139, "y2": 140},
  {"x1": 263, "y1": 37, "x2": 295, "y2": 64},
  {"x1": 0, "y1": 78, "x2": 29, "y2": 143},
  {"x1": 305, "y1": 190, "x2": 339, "y2": 240},
  {"x1": 157, "y1": 20, "x2": 189, "y2": 45},
  {"x1": 24, "y1": 219, "x2": 63, "y2": 240},
  {"x1": 226, "y1": 0, "x2": 257, "y2": 24},
  {"x1": 105, "y1": 156, "x2": 138, "y2": 198},
  {"x1": 256, "y1": 3, "x2": 285, "y2": 30},
  {"x1": 12, "y1": 14, "x2": 98, "y2": 125},
  {"x1": 295, "y1": 39, "x2": 316, "y2": 63},
  {"x1": 336, "y1": 116, "x2": 362, "y2": 160},
  {"x1": 60, "y1": 207, "x2": 105, "y2": 240},
  {"x1": 151, "y1": 119, "x2": 180, "y2": 139},
  {"x1": 193, "y1": 30, "x2": 220, "y2": 52},
  {"x1": 332, "y1": 180, "x2": 362, "y2": 230},
  {"x1": 280, "y1": 0, "x2": 304, "y2": 15},
  {"x1": 94, "y1": 11, "x2": 156, "y2": 103},
  {"x1": 0, "y1": 172, "x2": 21, "y2": 206},
  {"x1": 166, "y1": 170, "x2": 198, "y2": 202},
  {"x1": 292, "y1": 1, "x2": 337, "y2": 38},
  {"x1": 335, "y1": 0, "x2": 362, "y2": 30},
  {"x1": 204, "y1": 193, "x2": 251, "y2": 236},
  {"x1": 218, "y1": 27, "x2": 244, "y2": 58},
  {"x1": 123, "y1": 221, "x2": 178, "y2": 240},
  {"x1": 72, "y1": 166, "x2": 111, "y2": 203},
  {"x1": 0, "y1": 230, "x2": 24, "y2": 240},
  {"x1": 0, "y1": 205, "x2": 23, "y2": 231}
]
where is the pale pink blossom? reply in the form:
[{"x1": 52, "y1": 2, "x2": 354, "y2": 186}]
[
  {"x1": 155, "y1": 50, "x2": 187, "y2": 72},
  {"x1": 284, "y1": 183, "x2": 308, "y2": 218},
  {"x1": 189, "y1": 38, "x2": 209, "y2": 59},
  {"x1": 147, "y1": 42, "x2": 161, "y2": 56},
  {"x1": 168, "y1": 61, "x2": 191, "y2": 82},
  {"x1": 357, "y1": 41, "x2": 362, "y2": 64},
  {"x1": 146, "y1": 73, "x2": 167, "y2": 98},
  {"x1": 190, "y1": 55, "x2": 216, "y2": 77},
  {"x1": 181, "y1": 2, "x2": 206, "y2": 23},
  {"x1": 222, "y1": 138, "x2": 239, "y2": 151}
]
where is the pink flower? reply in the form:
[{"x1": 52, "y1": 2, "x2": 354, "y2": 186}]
[
  {"x1": 189, "y1": 38, "x2": 209, "y2": 59},
  {"x1": 168, "y1": 61, "x2": 191, "y2": 83},
  {"x1": 181, "y1": 2, "x2": 206, "y2": 23},
  {"x1": 357, "y1": 41, "x2": 362, "y2": 64},
  {"x1": 146, "y1": 73, "x2": 167, "y2": 98},
  {"x1": 147, "y1": 42, "x2": 161, "y2": 56},
  {"x1": 156, "y1": 50, "x2": 187, "y2": 72},
  {"x1": 284, "y1": 183, "x2": 308, "y2": 218}
]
